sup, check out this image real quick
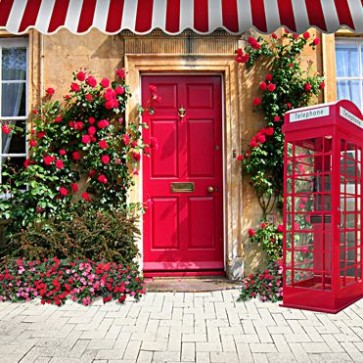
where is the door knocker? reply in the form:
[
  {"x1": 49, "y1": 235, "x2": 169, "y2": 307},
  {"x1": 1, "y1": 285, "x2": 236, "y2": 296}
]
[{"x1": 178, "y1": 105, "x2": 186, "y2": 119}]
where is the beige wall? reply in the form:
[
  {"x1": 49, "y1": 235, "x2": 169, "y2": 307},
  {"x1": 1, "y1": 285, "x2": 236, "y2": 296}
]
[{"x1": 7, "y1": 28, "x2": 326, "y2": 278}]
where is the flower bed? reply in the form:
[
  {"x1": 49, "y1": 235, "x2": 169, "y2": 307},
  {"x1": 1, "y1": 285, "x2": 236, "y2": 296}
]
[{"x1": 0, "y1": 257, "x2": 145, "y2": 306}]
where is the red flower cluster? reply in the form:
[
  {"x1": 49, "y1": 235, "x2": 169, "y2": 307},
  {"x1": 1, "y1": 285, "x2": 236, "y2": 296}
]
[
  {"x1": 235, "y1": 48, "x2": 250, "y2": 63},
  {"x1": 249, "y1": 127, "x2": 274, "y2": 148},
  {"x1": 248, "y1": 36, "x2": 261, "y2": 50},
  {"x1": 0, "y1": 258, "x2": 145, "y2": 306}
]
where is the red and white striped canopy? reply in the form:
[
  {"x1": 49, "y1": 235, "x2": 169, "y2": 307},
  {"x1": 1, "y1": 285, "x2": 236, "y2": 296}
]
[{"x1": 0, "y1": 0, "x2": 362, "y2": 35}]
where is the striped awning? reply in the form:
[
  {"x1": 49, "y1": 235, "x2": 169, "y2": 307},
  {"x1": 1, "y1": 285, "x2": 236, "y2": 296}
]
[{"x1": 0, "y1": 0, "x2": 363, "y2": 35}]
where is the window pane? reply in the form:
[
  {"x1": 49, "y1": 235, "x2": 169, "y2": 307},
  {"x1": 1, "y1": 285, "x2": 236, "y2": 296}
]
[
  {"x1": 1, "y1": 83, "x2": 26, "y2": 117},
  {"x1": 336, "y1": 44, "x2": 359, "y2": 77},
  {"x1": 2, "y1": 48, "x2": 26, "y2": 81},
  {"x1": 1, "y1": 121, "x2": 26, "y2": 154},
  {"x1": 337, "y1": 80, "x2": 361, "y2": 106}
]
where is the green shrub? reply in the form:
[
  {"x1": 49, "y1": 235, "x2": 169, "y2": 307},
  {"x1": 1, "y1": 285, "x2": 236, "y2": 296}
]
[{"x1": 2, "y1": 207, "x2": 140, "y2": 264}]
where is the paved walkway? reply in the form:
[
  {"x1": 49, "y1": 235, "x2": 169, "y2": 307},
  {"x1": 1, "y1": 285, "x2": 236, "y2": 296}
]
[{"x1": 1, "y1": 290, "x2": 363, "y2": 363}]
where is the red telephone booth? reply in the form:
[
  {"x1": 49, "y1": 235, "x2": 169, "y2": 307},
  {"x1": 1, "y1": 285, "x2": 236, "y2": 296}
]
[{"x1": 282, "y1": 100, "x2": 363, "y2": 313}]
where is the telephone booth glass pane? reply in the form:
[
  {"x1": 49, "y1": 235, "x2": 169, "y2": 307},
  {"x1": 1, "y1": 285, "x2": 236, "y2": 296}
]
[
  {"x1": 339, "y1": 140, "x2": 362, "y2": 286},
  {"x1": 285, "y1": 137, "x2": 333, "y2": 290}
]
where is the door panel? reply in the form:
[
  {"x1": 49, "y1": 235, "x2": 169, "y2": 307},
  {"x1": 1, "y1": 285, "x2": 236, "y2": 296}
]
[{"x1": 142, "y1": 75, "x2": 223, "y2": 272}]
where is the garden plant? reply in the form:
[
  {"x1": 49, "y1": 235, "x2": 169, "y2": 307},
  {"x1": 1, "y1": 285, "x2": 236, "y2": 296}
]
[
  {"x1": 236, "y1": 31, "x2": 324, "y2": 302},
  {"x1": 0, "y1": 68, "x2": 157, "y2": 305}
]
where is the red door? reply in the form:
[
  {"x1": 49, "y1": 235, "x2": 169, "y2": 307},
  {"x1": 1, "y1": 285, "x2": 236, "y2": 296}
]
[{"x1": 142, "y1": 75, "x2": 223, "y2": 273}]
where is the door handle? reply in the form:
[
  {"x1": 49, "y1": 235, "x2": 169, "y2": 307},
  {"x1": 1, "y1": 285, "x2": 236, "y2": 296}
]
[{"x1": 207, "y1": 186, "x2": 218, "y2": 193}]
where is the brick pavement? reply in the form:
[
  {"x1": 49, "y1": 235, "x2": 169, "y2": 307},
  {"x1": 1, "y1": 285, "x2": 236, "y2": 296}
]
[{"x1": 0, "y1": 290, "x2": 363, "y2": 363}]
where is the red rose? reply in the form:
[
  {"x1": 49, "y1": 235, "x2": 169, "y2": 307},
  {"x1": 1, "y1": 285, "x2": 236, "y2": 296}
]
[
  {"x1": 82, "y1": 135, "x2": 92, "y2": 144},
  {"x1": 293, "y1": 34, "x2": 299, "y2": 39},
  {"x1": 267, "y1": 83, "x2": 276, "y2": 92},
  {"x1": 251, "y1": 42, "x2": 261, "y2": 50},
  {"x1": 304, "y1": 82, "x2": 312, "y2": 91},
  {"x1": 235, "y1": 53, "x2": 250, "y2": 63},
  {"x1": 1, "y1": 124, "x2": 11, "y2": 134},
  {"x1": 72, "y1": 151, "x2": 81, "y2": 161},
  {"x1": 46, "y1": 87, "x2": 55, "y2": 95},
  {"x1": 286, "y1": 102, "x2": 292, "y2": 109},
  {"x1": 88, "y1": 126, "x2": 96, "y2": 136},
  {"x1": 253, "y1": 97, "x2": 261, "y2": 107},
  {"x1": 23, "y1": 159, "x2": 32, "y2": 169},
  {"x1": 98, "y1": 140, "x2": 108, "y2": 149},
  {"x1": 59, "y1": 149, "x2": 66, "y2": 156},
  {"x1": 313, "y1": 38, "x2": 320, "y2": 46},
  {"x1": 122, "y1": 134, "x2": 131, "y2": 145},
  {"x1": 71, "y1": 183, "x2": 78, "y2": 193},
  {"x1": 274, "y1": 116, "x2": 281, "y2": 122},
  {"x1": 43, "y1": 155, "x2": 55, "y2": 165},
  {"x1": 81, "y1": 192, "x2": 91, "y2": 201},
  {"x1": 64, "y1": 94, "x2": 71, "y2": 100},
  {"x1": 77, "y1": 71, "x2": 86, "y2": 81},
  {"x1": 37, "y1": 131, "x2": 45, "y2": 139},
  {"x1": 263, "y1": 127, "x2": 274, "y2": 136},
  {"x1": 277, "y1": 224, "x2": 284, "y2": 232},
  {"x1": 59, "y1": 187, "x2": 68, "y2": 196},
  {"x1": 88, "y1": 117, "x2": 95, "y2": 124},
  {"x1": 75, "y1": 121, "x2": 84, "y2": 130},
  {"x1": 133, "y1": 152, "x2": 141, "y2": 161},
  {"x1": 116, "y1": 68, "x2": 126, "y2": 79},
  {"x1": 149, "y1": 84, "x2": 157, "y2": 93},
  {"x1": 100, "y1": 78, "x2": 110, "y2": 88},
  {"x1": 256, "y1": 133, "x2": 266, "y2": 143},
  {"x1": 265, "y1": 74, "x2": 273, "y2": 81},
  {"x1": 259, "y1": 82, "x2": 267, "y2": 91},
  {"x1": 249, "y1": 139, "x2": 259, "y2": 148},
  {"x1": 248, "y1": 228, "x2": 256, "y2": 237},
  {"x1": 70, "y1": 83, "x2": 80, "y2": 92},
  {"x1": 98, "y1": 119, "x2": 110, "y2": 129},
  {"x1": 54, "y1": 116, "x2": 63, "y2": 123},
  {"x1": 236, "y1": 154, "x2": 244, "y2": 161},
  {"x1": 319, "y1": 81, "x2": 325, "y2": 89},
  {"x1": 86, "y1": 76, "x2": 97, "y2": 87},
  {"x1": 69, "y1": 121, "x2": 75, "y2": 128},
  {"x1": 115, "y1": 86, "x2": 125, "y2": 95},
  {"x1": 29, "y1": 139, "x2": 37, "y2": 148},
  {"x1": 118, "y1": 295, "x2": 126, "y2": 303},
  {"x1": 98, "y1": 174, "x2": 108, "y2": 184},
  {"x1": 303, "y1": 31, "x2": 310, "y2": 39},
  {"x1": 271, "y1": 33, "x2": 278, "y2": 39},
  {"x1": 88, "y1": 169, "x2": 96, "y2": 177},
  {"x1": 85, "y1": 94, "x2": 93, "y2": 101},
  {"x1": 261, "y1": 223, "x2": 267, "y2": 229},
  {"x1": 101, "y1": 155, "x2": 110, "y2": 164},
  {"x1": 131, "y1": 141, "x2": 138, "y2": 148},
  {"x1": 55, "y1": 159, "x2": 64, "y2": 169}
]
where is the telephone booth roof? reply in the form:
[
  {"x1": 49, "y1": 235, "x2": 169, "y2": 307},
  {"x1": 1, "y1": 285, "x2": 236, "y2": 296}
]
[{"x1": 283, "y1": 100, "x2": 363, "y2": 140}]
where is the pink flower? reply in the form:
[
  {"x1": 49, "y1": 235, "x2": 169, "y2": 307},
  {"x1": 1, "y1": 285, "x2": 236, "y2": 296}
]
[
  {"x1": 82, "y1": 135, "x2": 91, "y2": 144},
  {"x1": 304, "y1": 82, "x2": 312, "y2": 91},
  {"x1": 253, "y1": 97, "x2": 261, "y2": 107},
  {"x1": 71, "y1": 183, "x2": 78, "y2": 193},
  {"x1": 267, "y1": 83, "x2": 276, "y2": 92},
  {"x1": 303, "y1": 31, "x2": 310, "y2": 39},
  {"x1": 248, "y1": 228, "x2": 256, "y2": 237},
  {"x1": 88, "y1": 126, "x2": 97, "y2": 136},
  {"x1": 70, "y1": 82, "x2": 80, "y2": 92},
  {"x1": 2, "y1": 124, "x2": 11, "y2": 134},
  {"x1": 29, "y1": 139, "x2": 37, "y2": 148},
  {"x1": 98, "y1": 140, "x2": 108, "y2": 149},
  {"x1": 86, "y1": 76, "x2": 97, "y2": 87},
  {"x1": 72, "y1": 151, "x2": 81, "y2": 161},
  {"x1": 116, "y1": 68, "x2": 126, "y2": 79},
  {"x1": 100, "y1": 78, "x2": 110, "y2": 88},
  {"x1": 77, "y1": 71, "x2": 86, "y2": 81},
  {"x1": 59, "y1": 187, "x2": 68, "y2": 196},
  {"x1": 97, "y1": 119, "x2": 110, "y2": 129},
  {"x1": 313, "y1": 37, "x2": 320, "y2": 46},
  {"x1": 115, "y1": 86, "x2": 125, "y2": 95},
  {"x1": 259, "y1": 82, "x2": 267, "y2": 91},
  {"x1": 46, "y1": 87, "x2": 55, "y2": 95},
  {"x1": 98, "y1": 174, "x2": 108, "y2": 184},
  {"x1": 82, "y1": 192, "x2": 91, "y2": 201},
  {"x1": 101, "y1": 155, "x2": 110, "y2": 164},
  {"x1": 55, "y1": 159, "x2": 64, "y2": 169}
]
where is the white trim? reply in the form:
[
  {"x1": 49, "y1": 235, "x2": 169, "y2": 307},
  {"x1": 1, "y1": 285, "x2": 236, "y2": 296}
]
[{"x1": 140, "y1": 72, "x2": 226, "y2": 272}]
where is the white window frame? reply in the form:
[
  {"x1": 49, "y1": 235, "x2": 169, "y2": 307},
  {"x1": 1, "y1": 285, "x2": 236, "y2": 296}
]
[{"x1": 0, "y1": 37, "x2": 28, "y2": 184}]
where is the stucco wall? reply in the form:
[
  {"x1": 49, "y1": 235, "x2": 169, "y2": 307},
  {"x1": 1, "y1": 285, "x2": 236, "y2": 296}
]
[{"x1": 15, "y1": 28, "x2": 325, "y2": 277}]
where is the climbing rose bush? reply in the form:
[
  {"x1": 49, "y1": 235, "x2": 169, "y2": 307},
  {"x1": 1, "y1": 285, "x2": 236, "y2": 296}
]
[
  {"x1": 236, "y1": 30, "x2": 324, "y2": 218},
  {"x1": 0, "y1": 257, "x2": 145, "y2": 306}
]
